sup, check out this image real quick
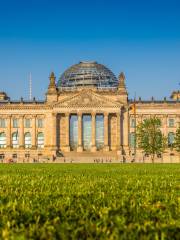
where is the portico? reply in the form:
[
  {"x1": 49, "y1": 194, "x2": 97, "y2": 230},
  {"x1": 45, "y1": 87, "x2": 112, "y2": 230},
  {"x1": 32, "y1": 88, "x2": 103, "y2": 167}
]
[{"x1": 53, "y1": 111, "x2": 122, "y2": 153}]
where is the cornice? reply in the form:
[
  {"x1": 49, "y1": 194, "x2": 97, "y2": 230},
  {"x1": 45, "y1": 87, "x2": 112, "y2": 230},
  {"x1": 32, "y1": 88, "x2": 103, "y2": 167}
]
[{"x1": 0, "y1": 103, "x2": 50, "y2": 110}]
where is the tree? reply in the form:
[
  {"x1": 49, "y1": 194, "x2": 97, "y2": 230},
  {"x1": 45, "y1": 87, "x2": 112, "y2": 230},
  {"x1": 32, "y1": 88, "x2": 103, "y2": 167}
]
[
  {"x1": 136, "y1": 117, "x2": 167, "y2": 163},
  {"x1": 174, "y1": 126, "x2": 180, "y2": 152}
]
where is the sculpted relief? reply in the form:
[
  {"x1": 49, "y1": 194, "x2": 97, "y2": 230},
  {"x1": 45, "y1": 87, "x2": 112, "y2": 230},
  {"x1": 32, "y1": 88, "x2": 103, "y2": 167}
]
[{"x1": 53, "y1": 90, "x2": 122, "y2": 109}]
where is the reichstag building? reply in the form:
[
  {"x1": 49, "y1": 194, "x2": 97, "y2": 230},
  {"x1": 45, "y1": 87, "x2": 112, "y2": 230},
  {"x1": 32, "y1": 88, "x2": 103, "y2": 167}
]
[{"x1": 0, "y1": 61, "x2": 179, "y2": 163}]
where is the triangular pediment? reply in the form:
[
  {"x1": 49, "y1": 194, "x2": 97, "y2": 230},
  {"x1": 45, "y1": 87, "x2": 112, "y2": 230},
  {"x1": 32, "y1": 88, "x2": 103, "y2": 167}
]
[{"x1": 52, "y1": 89, "x2": 122, "y2": 109}]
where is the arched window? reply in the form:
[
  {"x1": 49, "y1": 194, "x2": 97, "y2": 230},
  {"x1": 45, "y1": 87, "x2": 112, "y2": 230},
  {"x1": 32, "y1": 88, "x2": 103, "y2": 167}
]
[
  {"x1": 129, "y1": 132, "x2": 135, "y2": 148},
  {"x1": 168, "y1": 132, "x2": 175, "y2": 147},
  {"x1": 24, "y1": 132, "x2": 31, "y2": 148},
  {"x1": 12, "y1": 132, "x2": 19, "y2": 148},
  {"x1": 37, "y1": 132, "x2": 44, "y2": 148},
  {"x1": 0, "y1": 133, "x2": 6, "y2": 148}
]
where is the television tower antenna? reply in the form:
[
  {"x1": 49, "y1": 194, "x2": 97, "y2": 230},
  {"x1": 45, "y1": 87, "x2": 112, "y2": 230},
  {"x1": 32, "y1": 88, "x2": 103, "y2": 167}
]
[{"x1": 29, "y1": 72, "x2": 32, "y2": 101}]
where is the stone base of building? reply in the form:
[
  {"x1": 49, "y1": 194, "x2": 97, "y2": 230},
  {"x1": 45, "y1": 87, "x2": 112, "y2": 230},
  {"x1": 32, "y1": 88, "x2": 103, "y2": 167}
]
[
  {"x1": 103, "y1": 145, "x2": 110, "y2": 152},
  {"x1": 62, "y1": 146, "x2": 71, "y2": 152},
  {"x1": 77, "y1": 146, "x2": 83, "y2": 152},
  {"x1": 0, "y1": 148, "x2": 179, "y2": 164},
  {"x1": 91, "y1": 145, "x2": 97, "y2": 152}
]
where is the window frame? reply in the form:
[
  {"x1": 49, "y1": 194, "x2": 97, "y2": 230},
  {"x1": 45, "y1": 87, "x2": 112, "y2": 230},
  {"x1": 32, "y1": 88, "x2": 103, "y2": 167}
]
[
  {"x1": 168, "y1": 132, "x2": 175, "y2": 147},
  {"x1": 0, "y1": 132, "x2": 6, "y2": 148},
  {"x1": 13, "y1": 119, "x2": 19, "y2": 128},
  {"x1": 0, "y1": 154, "x2": 5, "y2": 160},
  {"x1": 12, "y1": 154, "x2": 17, "y2": 159},
  {"x1": 129, "y1": 132, "x2": 136, "y2": 148},
  {"x1": 0, "y1": 118, "x2": 6, "y2": 128},
  {"x1": 24, "y1": 119, "x2": 31, "y2": 128},
  {"x1": 37, "y1": 118, "x2": 43, "y2": 128},
  {"x1": 168, "y1": 118, "x2": 175, "y2": 128},
  {"x1": 12, "y1": 132, "x2": 19, "y2": 148},
  {"x1": 130, "y1": 118, "x2": 136, "y2": 128},
  {"x1": 37, "y1": 132, "x2": 44, "y2": 149},
  {"x1": 24, "y1": 132, "x2": 32, "y2": 149}
]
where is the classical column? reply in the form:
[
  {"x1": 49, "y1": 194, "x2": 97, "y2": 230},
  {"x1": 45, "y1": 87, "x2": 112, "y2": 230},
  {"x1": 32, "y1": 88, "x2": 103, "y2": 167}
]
[
  {"x1": 32, "y1": 115, "x2": 36, "y2": 149},
  {"x1": 103, "y1": 112, "x2": 109, "y2": 151},
  {"x1": 44, "y1": 113, "x2": 52, "y2": 148},
  {"x1": 116, "y1": 112, "x2": 121, "y2": 151},
  {"x1": 65, "y1": 113, "x2": 70, "y2": 152},
  {"x1": 91, "y1": 112, "x2": 96, "y2": 152},
  {"x1": 51, "y1": 113, "x2": 57, "y2": 150},
  {"x1": 164, "y1": 115, "x2": 168, "y2": 137},
  {"x1": 77, "y1": 113, "x2": 83, "y2": 152},
  {"x1": 6, "y1": 115, "x2": 11, "y2": 148},
  {"x1": 123, "y1": 107, "x2": 129, "y2": 152},
  {"x1": 19, "y1": 115, "x2": 24, "y2": 149}
]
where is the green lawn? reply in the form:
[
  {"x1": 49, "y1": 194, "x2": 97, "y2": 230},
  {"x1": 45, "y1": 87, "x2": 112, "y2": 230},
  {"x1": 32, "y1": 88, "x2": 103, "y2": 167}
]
[{"x1": 0, "y1": 164, "x2": 179, "y2": 240}]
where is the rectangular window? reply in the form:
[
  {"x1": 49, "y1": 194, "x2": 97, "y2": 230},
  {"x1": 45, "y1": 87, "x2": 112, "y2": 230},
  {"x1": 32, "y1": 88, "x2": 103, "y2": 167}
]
[
  {"x1": 168, "y1": 119, "x2": 174, "y2": 127},
  {"x1": 131, "y1": 119, "x2": 136, "y2": 128},
  {"x1": 0, "y1": 119, "x2": 6, "y2": 128},
  {"x1": 0, "y1": 154, "x2": 5, "y2": 160},
  {"x1": 12, "y1": 154, "x2": 17, "y2": 159},
  {"x1": 13, "y1": 119, "x2": 19, "y2": 128},
  {"x1": 25, "y1": 119, "x2": 31, "y2": 128},
  {"x1": 129, "y1": 132, "x2": 136, "y2": 148},
  {"x1": 37, "y1": 119, "x2": 43, "y2": 128}
]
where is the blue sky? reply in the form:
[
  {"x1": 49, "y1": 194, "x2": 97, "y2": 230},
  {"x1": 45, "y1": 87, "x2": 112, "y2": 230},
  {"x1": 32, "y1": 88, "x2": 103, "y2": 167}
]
[{"x1": 0, "y1": 0, "x2": 180, "y2": 100}]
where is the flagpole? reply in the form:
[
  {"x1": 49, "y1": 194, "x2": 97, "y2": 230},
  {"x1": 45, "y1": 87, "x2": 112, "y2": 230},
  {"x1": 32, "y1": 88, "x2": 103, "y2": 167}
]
[{"x1": 29, "y1": 72, "x2": 32, "y2": 101}]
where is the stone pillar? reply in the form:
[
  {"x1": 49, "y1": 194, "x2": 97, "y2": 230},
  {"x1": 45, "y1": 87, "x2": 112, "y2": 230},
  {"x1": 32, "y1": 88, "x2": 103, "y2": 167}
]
[
  {"x1": 19, "y1": 116, "x2": 24, "y2": 149},
  {"x1": 65, "y1": 113, "x2": 70, "y2": 152},
  {"x1": 32, "y1": 115, "x2": 36, "y2": 149},
  {"x1": 6, "y1": 115, "x2": 11, "y2": 148},
  {"x1": 164, "y1": 115, "x2": 168, "y2": 137},
  {"x1": 77, "y1": 113, "x2": 83, "y2": 152},
  {"x1": 123, "y1": 108, "x2": 129, "y2": 153},
  {"x1": 44, "y1": 113, "x2": 51, "y2": 149},
  {"x1": 91, "y1": 112, "x2": 96, "y2": 152},
  {"x1": 116, "y1": 112, "x2": 121, "y2": 150},
  {"x1": 104, "y1": 112, "x2": 109, "y2": 151},
  {"x1": 51, "y1": 113, "x2": 57, "y2": 150}
]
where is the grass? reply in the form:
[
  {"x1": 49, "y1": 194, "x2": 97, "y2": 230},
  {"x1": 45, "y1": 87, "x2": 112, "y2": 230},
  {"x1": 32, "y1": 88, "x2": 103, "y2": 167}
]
[{"x1": 0, "y1": 164, "x2": 179, "y2": 239}]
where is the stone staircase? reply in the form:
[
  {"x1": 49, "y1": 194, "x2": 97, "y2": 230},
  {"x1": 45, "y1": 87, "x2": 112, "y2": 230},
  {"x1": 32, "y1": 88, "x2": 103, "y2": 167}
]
[{"x1": 55, "y1": 150, "x2": 125, "y2": 163}]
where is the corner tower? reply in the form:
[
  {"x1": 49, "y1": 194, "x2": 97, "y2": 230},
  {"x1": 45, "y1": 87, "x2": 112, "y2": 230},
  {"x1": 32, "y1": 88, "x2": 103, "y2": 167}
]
[{"x1": 46, "y1": 72, "x2": 58, "y2": 102}]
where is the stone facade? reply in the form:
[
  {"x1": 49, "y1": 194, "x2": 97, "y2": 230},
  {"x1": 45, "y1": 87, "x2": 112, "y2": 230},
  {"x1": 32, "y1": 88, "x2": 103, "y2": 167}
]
[{"x1": 0, "y1": 64, "x2": 179, "y2": 163}]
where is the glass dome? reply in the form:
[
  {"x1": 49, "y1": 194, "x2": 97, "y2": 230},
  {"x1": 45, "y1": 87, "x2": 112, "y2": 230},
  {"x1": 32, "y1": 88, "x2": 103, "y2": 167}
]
[{"x1": 58, "y1": 61, "x2": 118, "y2": 88}]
